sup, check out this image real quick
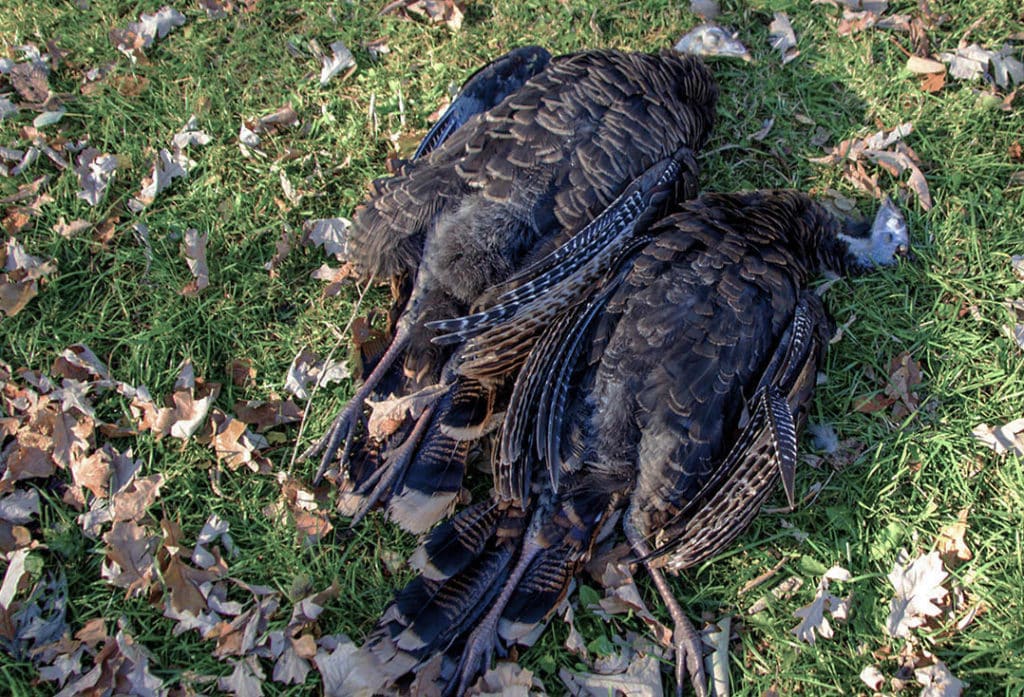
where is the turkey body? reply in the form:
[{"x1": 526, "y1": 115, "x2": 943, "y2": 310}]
[
  {"x1": 358, "y1": 190, "x2": 909, "y2": 695},
  {"x1": 308, "y1": 49, "x2": 719, "y2": 531}
]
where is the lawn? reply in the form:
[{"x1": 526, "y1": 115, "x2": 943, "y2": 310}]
[{"x1": 1, "y1": 0, "x2": 1022, "y2": 695}]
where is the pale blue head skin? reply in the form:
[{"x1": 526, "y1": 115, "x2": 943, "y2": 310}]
[{"x1": 840, "y1": 196, "x2": 911, "y2": 268}]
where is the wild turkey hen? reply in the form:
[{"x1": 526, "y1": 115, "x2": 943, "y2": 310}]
[
  {"x1": 355, "y1": 191, "x2": 910, "y2": 695},
  {"x1": 304, "y1": 48, "x2": 718, "y2": 530}
]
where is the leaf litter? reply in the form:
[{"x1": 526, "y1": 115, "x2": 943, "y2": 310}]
[
  {"x1": 110, "y1": 6, "x2": 187, "y2": 62},
  {"x1": 1, "y1": 237, "x2": 57, "y2": 317},
  {"x1": 319, "y1": 40, "x2": 356, "y2": 86},
  {"x1": 0, "y1": 347, "x2": 353, "y2": 692},
  {"x1": 768, "y1": 13, "x2": 800, "y2": 64},
  {"x1": 283, "y1": 348, "x2": 351, "y2": 400},
  {"x1": 971, "y1": 417, "x2": 1024, "y2": 457},
  {"x1": 303, "y1": 217, "x2": 352, "y2": 260},
  {"x1": 886, "y1": 549, "x2": 949, "y2": 638},
  {"x1": 381, "y1": 0, "x2": 466, "y2": 32},
  {"x1": 791, "y1": 565, "x2": 852, "y2": 644},
  {"x1": 180, "y1": 228, "x2": 210, "y2": 295},
  {"x1": 811, "y1": 122, "x2": 932, "y2": 210},
  {"x1": 854, "y1": 350, "x2": 924, "y2": 420}
]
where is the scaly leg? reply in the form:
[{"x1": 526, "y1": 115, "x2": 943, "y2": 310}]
[
  {"x1": 624, "y1": 516, "x2": 707, "y2": 697},
  {"x1": 303, "y1": 322, "x2": 412, "y2": 484},
  {"x1": 348, "y1": 403, "x2": 437, "y2": 527},
  {"x1": 452, "y1": 538, "x2": 543, "y2": 695}
]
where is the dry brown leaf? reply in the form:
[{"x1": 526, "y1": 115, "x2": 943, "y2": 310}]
[
  {"x1": 319, "y1": 40, "x2": 356, "y2": 85},
  {"x1": 810, "y1": 123, "x2": 931, "y2": 210},
  {"x1": 71, "y1": 449, "x2": 115, "y2": 498},
  {"x1": 853, "y1": 392, "x2": 894, "y2": 413},
  {"x1": 218, "y1": 655, "x2": 265, "y2": 697},
  {"x1": 252, "y1": 105, "x2": 299, "y2": 135},
  {"x1": 906, "y1": 55, "x2": 945, "y2": 74},
  {"x1": 227, "y1": 358, "x2": 256, "y2": 388},
  {"x1": 860, "y1": 664, "x2": 885, "y2": 690},
  {"x1": 1, "y1": 237, "x2": 57, "y2": 317},
  {"x1": 748, "y1": 575, "x2": 804, "y2": 615},
  {"x1": 110, "y1": 6, "x2": 186, "y2": 61},
  {"x1": 110, "y1": 474, "x2": 163, "y2": 522},
  {"x1": 885, "y1": 351, "x2": 923, "y2": 419},
  {"x1": 233, "y1": 398, "x2": 302, "y2": 432},
  {"x1": 936, "y1": 508, "x2": 972, "y2": 567},
  {"x1": 468, "y1": 661, "x2": 545, "y2": 695},
  {"x1": 173, "y1": 115, "x2": 212, "y2": 149},
  {"x1": 101, "y1": 520, "x2": 159, "y2": 596},
  {"x1": 0, "y1": 548, "x2": 31, "y2": 610},
  {"x1": 192, "y1": 514, "x2": 235, "y2": 569},
  {"x1": 940, "y1": 43, "x2": 1024, "y2": 90},
  {"x1": 1010, "y1": 141, "x2": 1023, "y2": 162},
  {"x1": 199, "y1": 0, "x2": 234, "y2": 18},
  {"x1": 93, "y1": 216, "x2": 119, "y2": 247},
  {"x1": 587, "y1": 560, "x2": 673, "y2": 648},
  {"x1": 159, "y1": 518, "x2": 222, "y2": 615},
  {"x1": 0, "y1": 489, "x2": 40, "y2": 526},
  {"x1": 130, "y1": 147, "x2": 193, "y2": 212},
  {"x1": 200, "y1": 409, "x2": 271, "y2": 473},
  {"x1": 921, "y1": 71, "x2": 947, "y2": 92},
  {"x1": 288, "y1": 582, "x2": 339, "y2": 628},
  {"x1": 916, "y1": 661, "x2": 964, "y2": 696},
  {"x1": 1, "y1": 438, "x2": 57, "y2": 490},
  {"x1": 560, "y1": 639, "x2": 663, "y2": 696},
  {"x1": 283, "y1": 349, "x2": 350, "y2": 400},
  {"x1": 303, "y1": 217, "x2": 351, "y2": 260},
  {"x1": 273, "y1": 641, "x2": 312, "y2": 685},
  {"x1": 264, "y1": 229, "x2": 293, "y2": 278},
  {"x1": 313, "y1": 633, "x2": 389, "y2": 696},
  {"x1": 366, "y1": 383, "x2": 448, "y2": 440},
  {"x1": 385, "y1": 0, "x2": 465, "y2": 31},
  {"x1": 73, "y1": 149, "x2": 118, "y2": 207},
  {"x1": 9, "y1": 61, "x2": 50, "y2": 105},
  {"x1": 149, "y1": 363, "x2": 218, "y2": 440},
  {"x1": 51, "y1": 344, "x2": 111, "y2": 382},
  {"x1": 51, "y1": 410, "x2": 93, "y2": 468},
  {"x1": 112, "y1": 74, "x2": 149, "y2": 97},
  {"x1": 310, "y1": 262, "x2": 358, "y2": 297},
  {"x1": 268, "y1": 476, "x2": 334, "y2": 546},
  {"x1": 836, "y1": 9, "x2": 878, "y2": 36}
]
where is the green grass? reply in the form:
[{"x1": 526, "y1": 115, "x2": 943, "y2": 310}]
[{"x1": 2, "y1": 0, "x2": 1023, "y2": 694}]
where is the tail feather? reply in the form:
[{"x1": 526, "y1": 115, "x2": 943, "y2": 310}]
[
  {"x1": 409, "y1": 501, "x2": 504, "y2": 581},
  {"x1": 497, "y1": 542, "x2": 577, "y2": 644},
  {"x1": 390, "y1": 546, "x2": 514, "y2": 653},
  {"x1": 386, "y1": 379, "x2": 494, "y2": 533},
  {"x1": 364, "y1": 491, "x2": 610, "y2": 693}
]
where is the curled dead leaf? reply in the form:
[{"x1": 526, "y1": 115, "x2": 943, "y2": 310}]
[
  {"x1": 936, "y1": 508, "x2": 972, "y2": 567},
  {"x1": 180, "y1": 228, "x2": 210, "y2": 296},
  {"x1": 366, "y1": 384, "x2": 448, "y2": 440},
  {"x1": 1, "y1": 237, "x2": 57, "y2": 317},
  {"x1": 971, "y1": 418, "x2": 1024, "y2": 457}
]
